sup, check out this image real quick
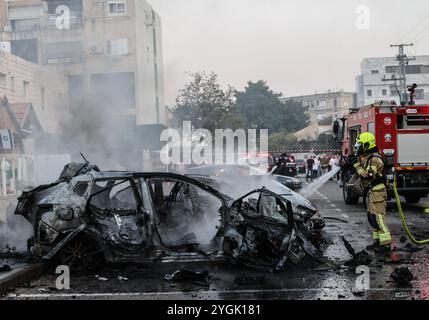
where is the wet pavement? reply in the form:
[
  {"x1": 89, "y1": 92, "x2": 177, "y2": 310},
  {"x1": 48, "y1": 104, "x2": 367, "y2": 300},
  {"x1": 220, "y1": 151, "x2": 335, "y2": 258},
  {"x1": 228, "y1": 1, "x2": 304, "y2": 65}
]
[{"x1": 2, "y1": 179, "x2": 429, "y2": 300}]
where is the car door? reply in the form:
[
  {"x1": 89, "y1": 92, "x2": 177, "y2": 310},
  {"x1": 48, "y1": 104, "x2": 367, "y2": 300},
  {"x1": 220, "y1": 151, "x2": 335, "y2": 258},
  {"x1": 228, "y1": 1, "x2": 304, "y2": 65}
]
[
  {"x1": 87, "y1": 177, "x2": 148, "y2": 249},
  {"x1": 223, "y1": 189, "x2": 296, "y2": 270}
]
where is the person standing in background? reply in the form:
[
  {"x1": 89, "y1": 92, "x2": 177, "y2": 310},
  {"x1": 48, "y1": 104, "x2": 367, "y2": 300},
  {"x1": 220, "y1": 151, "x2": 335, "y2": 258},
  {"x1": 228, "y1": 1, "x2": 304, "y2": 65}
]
[
  {"x1": 313, "y1": 156, "x2": 319, "y2": 179},
  {"x1": 329, "y1": 156, "x2": 336, "y2": 181},
  {"x1": 306, "y1": 157, "x2": 315, "y2": 182}
]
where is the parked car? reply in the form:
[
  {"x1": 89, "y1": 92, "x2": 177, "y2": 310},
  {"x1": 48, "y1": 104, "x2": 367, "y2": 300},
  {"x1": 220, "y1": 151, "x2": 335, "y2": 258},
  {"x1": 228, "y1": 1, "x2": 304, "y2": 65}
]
[{"x1": 186, "y1": 164, "x2": 302, "y2": 190}]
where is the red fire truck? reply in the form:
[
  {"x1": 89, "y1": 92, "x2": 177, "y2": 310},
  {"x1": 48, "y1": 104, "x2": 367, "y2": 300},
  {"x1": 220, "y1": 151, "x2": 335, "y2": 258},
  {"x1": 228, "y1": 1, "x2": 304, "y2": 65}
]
[{"x1": 333, "y1": 101, "x2": 429, "y2": 205}]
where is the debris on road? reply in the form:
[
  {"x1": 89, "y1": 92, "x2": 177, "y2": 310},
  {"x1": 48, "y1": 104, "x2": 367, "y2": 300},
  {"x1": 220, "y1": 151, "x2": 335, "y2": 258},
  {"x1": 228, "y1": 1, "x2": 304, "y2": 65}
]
[
  {"x1": 95, "y1": 275, "x2": 109, "y2": 282},
  {"x1": 117, "y1": 275, "x2": 128, "y2": 281},
  {"x1": 342, "y1": 237, "x2": 373, "y2": 267},
  {"x1": 0, "y1": 265, "x2": 12, "y2": 273},
  {"x1": 390, "y1": 267, "x2": 414, "y2": 286},
  {"x1": 164, "y1": 269, "x2": 210, "y2": 286},
  {"x1": 234, "y1": 275, "x2": 265, "y2": 286},
  {"x1": 324, "y1": 217, "x2": 349, "y2": 224},
  {"x1": 395, "y1": 292, "x2": 410, "y2": 299},
  {"x1": 351, "y1": 287, "x2": 365, "y2": 296}
]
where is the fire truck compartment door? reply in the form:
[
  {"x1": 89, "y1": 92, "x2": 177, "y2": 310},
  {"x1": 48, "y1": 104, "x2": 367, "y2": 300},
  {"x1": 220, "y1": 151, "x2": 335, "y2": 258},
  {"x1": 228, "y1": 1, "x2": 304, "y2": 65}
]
[{"x1": 397, "y1": 134, "x2": 429, "y2": 164}]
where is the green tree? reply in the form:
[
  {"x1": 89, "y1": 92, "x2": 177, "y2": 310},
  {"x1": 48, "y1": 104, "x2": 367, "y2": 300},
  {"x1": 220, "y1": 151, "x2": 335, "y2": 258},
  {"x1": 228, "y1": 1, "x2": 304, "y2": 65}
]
[
  {"x1": 282, "y1": 99, "x2": 310, "y2": 133},
  {"x1": 172, "y1": 72, "x2": 237, "y2": 133},
  {"x1": 235, "y1": 81, "x2": 309, "y2": 134}
]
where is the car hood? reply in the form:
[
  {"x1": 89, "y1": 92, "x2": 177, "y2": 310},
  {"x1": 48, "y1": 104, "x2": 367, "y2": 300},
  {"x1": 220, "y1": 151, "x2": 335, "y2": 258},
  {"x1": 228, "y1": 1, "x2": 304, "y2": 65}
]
[{"x1": 188, "y1": 174, "x2": 317, "y2": 212}]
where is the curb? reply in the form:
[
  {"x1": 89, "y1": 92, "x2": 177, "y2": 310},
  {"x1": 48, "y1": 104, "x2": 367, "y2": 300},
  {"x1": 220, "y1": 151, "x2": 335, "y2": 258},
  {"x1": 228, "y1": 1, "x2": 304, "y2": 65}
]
[{"x1": 0, "y1": 263, "x2": 44, "y2": 296}]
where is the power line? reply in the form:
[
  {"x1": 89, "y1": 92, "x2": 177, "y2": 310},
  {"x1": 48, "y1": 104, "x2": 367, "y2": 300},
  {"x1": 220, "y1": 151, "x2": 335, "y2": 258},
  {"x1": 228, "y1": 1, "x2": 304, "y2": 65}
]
[
  {"x1": 382, "y1": 44, "x2": 415, "y2": 105},
  {"x1": 397, "y1": 13, "x2": 429, "y2": 43}
]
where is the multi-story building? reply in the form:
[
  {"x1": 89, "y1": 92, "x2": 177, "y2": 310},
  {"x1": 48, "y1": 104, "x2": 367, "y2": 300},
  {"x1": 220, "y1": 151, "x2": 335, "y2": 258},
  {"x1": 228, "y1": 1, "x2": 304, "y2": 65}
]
[
  {"x1": 0, "y1": 0, "x2": 166, "y2": 128},
  {"x1": 281, "y1": 91, "x2": 356, "y2": 125},
  {"x1": 356, "y1": 56, "x2": 429, "y2": 107}
]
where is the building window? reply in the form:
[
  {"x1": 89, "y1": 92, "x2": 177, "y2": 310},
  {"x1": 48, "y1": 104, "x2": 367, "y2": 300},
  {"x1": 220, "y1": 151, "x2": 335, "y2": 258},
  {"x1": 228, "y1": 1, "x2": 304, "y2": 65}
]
[
  {"x1": 106, "y1": 38, "x2": 129, "y2": 56},
  {"x1": 41, "y1": 88, "x2": 46, "y2": 110},
  {"x1": 23, "y1": 81, "x2": 30, "y2": 101},
  {"x1": 382, "y1": 89, "x2": 387, "y2": 96},
  {"x1": 0, "y1": 73, "x2": 6, "y2": 88},
  {"x1": 368, "y1": 122, "x2": 375, "y2": 134},
  {"x1": 10, "y1": 76, "x2": 15, "y2": 91},
  {"x1": 108, "y1": 1, "x2": 127, "y2": 16},
  {"x1": 371, "y1": 70, "x2": 379, "y2": 74},
  {"x1": 367, "y1": 89, "x2": 372, "y2": 97},
  {"x1": 316, "y1": 100, "x2": 326, "y2": 110}
]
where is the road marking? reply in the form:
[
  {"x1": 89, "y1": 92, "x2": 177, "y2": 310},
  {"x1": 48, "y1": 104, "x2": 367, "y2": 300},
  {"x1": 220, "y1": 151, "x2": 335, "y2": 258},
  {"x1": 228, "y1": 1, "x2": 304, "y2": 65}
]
[{"x1": 8, "y1": 288, "x2": 415, "y2": 300}]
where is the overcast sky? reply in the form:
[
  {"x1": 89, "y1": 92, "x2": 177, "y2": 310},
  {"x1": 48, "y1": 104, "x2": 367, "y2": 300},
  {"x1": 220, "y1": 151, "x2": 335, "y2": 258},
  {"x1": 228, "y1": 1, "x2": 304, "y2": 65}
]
[{"x1": 149, "y1": 0, "x2": 429, "y2": 105}]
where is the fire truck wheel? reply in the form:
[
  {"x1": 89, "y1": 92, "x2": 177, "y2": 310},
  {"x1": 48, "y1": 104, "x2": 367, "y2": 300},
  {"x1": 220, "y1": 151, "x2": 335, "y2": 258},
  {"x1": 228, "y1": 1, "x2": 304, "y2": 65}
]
[
  {"x1": 405, "y1": 194, "x2": 420, "y2": 204},
  {"x1": 343, "y1": 179, "x2": 359, "y2": 205}
]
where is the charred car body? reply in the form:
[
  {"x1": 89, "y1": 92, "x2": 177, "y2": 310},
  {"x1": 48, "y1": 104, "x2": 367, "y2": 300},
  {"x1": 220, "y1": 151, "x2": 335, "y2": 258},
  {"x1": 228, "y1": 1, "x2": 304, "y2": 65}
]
[{"x1": 15, "y1": 163, "x2": 325, "y2": 271}]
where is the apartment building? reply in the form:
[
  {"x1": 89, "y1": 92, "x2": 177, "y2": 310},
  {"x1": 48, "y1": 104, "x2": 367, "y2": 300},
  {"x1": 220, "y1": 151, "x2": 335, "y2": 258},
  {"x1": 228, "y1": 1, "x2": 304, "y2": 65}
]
[
  {"x1": 0, "y1": 0, "x2": 166, "y2": 128},
  {"x1": 281, "y1": 91, "x2": 356, "y2": 125},
  {"x1": 356, "y1": 56, "x2": 429, "y2": 106}
]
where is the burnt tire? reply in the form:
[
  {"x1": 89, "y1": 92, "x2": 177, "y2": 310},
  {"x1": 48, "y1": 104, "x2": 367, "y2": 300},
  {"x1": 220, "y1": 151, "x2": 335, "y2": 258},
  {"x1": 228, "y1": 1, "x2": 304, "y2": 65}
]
[
  {"x1": 405, "y1": 194, "x2": 420, "y2": 204},
  {"x1": 343, "y1": 177, "x2": 359, "y2": 205},
  {"x1": 57, "y1": 234, "x2": 104, "y2": 270}
]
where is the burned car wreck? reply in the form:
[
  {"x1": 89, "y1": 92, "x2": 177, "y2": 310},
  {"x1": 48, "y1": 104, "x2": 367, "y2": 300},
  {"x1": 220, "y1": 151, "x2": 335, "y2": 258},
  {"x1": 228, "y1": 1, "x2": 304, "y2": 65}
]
[{"x1": 15, "y1": 163, "x2": 325, "y2": 271}]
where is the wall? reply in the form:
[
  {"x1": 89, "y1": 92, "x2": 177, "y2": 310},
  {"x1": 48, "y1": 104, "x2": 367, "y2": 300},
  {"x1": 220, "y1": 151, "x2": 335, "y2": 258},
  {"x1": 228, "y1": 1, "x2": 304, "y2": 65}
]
[{"x1": 0, "y1": 51, "x2": 68, "y2": 133}]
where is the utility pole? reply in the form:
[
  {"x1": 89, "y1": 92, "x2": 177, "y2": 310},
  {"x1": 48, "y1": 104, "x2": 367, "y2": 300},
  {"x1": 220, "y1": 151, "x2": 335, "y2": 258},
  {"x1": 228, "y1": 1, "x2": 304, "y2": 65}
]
[{"x1": 382, "y1": 43, "x2": 415, "y2": 105}]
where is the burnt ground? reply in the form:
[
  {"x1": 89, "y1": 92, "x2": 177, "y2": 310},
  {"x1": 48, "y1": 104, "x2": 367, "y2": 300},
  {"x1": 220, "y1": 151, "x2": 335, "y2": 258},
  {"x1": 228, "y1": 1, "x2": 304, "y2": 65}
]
[{"x1": 2, "y1": 179, "x2": 429, "y2": 300}]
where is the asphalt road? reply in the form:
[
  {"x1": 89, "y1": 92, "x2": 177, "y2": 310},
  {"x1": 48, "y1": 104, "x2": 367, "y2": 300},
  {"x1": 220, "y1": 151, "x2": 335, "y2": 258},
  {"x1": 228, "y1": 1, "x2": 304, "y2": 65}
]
[{"x1": 3, "y1": 178, "x2": 429, "y2": 300}]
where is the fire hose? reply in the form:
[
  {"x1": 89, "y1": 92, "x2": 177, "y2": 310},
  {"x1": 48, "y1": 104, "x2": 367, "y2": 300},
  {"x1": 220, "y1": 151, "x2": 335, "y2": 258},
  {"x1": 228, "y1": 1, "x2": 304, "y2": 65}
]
[{"x1": 392, "y1": 180, "x2": 429, "y2": 245}]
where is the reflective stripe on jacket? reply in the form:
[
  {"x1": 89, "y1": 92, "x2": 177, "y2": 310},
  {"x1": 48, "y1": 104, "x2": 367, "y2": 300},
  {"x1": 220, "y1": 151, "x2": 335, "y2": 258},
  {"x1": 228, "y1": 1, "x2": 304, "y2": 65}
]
[{"x1": 353, "y1": 153, "x2": 386, "y2": 191}]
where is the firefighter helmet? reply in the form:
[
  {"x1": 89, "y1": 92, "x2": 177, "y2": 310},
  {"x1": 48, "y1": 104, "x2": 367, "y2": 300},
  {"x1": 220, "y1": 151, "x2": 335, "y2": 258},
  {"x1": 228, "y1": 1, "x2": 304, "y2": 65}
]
[{"x1": 356, "y1": 132, "x2": 377, "y2": 151}]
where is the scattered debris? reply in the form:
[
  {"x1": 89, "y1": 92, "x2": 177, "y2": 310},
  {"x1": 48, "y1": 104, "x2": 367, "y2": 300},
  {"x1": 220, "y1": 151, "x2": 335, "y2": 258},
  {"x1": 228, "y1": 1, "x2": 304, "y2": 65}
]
[
  {"x1": 403, "y1": 243, "x2": 423, "y2": 253},
  {"x1": 324, "y1": 217, "x2": 349, "y2": 223},
  {"x1": 164, "y1": 269, "x2": 210, "y2": 286},
  {"x1": 395, "y1": 292, "x2": 409, "y2": 299},
  {"x1": 234, "y1": 275, "x2": 265, "y2": 286},
  {"x1": 351, "y1": 287, "x2": 365, "y2": 296},
  {"x1": 0, "y1": 265, "x2": 12, "y2": 273},
  {"x1": 117, "y1": 275, "x2": 128, "y2": 281},
  {"x1": 342, "y1": 237, "x2": 373, "y2": 267},
  {"x1": 95, "y1": 275, "x2": 109, "y2": 282},
  {"x1": 37, "y1": 288, "x2": 49, "y2": 293},
  {"x1": 390, "y1": 267, "x2": 414, "y2": 286}
]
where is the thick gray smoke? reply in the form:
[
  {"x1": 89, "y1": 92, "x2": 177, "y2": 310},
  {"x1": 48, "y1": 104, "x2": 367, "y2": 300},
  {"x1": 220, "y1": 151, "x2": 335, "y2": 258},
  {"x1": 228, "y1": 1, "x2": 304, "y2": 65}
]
[{"x1": 0, "y1": 201, "x2": 33, "y2": 253}]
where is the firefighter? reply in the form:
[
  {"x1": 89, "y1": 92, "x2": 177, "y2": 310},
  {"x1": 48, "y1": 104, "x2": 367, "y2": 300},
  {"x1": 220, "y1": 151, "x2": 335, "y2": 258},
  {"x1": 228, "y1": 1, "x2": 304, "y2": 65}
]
[{"x1": 349, "y1": 132, "x2": 392, "y2": 253}]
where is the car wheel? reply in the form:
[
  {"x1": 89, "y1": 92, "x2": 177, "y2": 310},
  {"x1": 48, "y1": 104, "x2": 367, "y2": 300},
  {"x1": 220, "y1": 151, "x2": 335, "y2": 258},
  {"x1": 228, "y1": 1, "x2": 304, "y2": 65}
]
[
  {"x1": 343, "y1": 176, "x2": 359, "y2": 205},
  {"x1": 57, "y1": 234, "x2": 104, "y2": 269}
]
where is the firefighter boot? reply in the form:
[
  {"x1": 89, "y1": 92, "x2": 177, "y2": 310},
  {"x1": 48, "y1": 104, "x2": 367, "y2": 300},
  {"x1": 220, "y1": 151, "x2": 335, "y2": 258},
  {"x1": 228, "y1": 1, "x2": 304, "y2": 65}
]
[{"x1": 366, "y1": 231, "x2": 380, "y2": 251}]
